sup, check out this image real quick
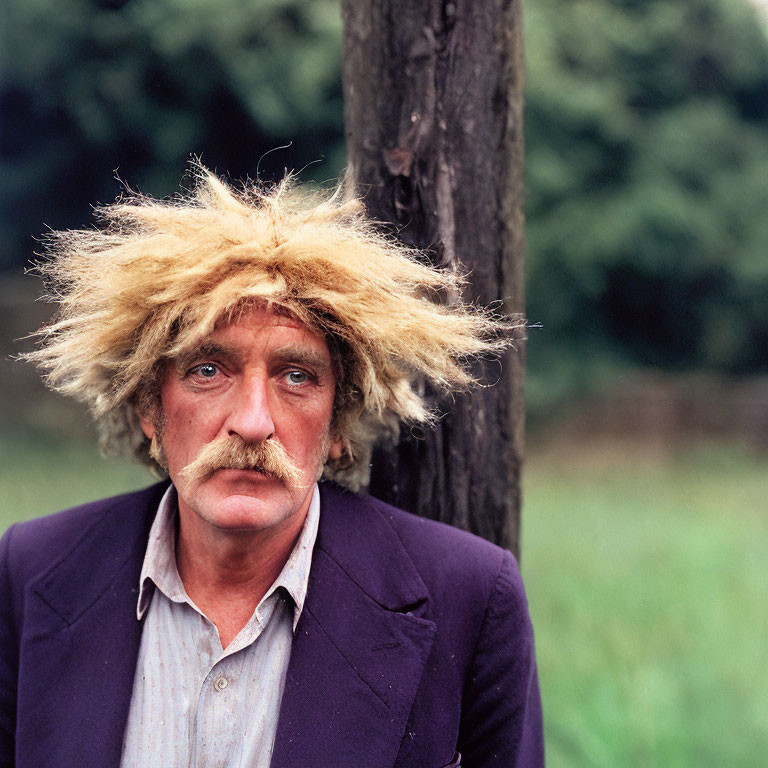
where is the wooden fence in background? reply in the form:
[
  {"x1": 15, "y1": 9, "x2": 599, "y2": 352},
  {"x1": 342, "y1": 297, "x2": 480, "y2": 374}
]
[{"x1": 554, "y1": 372, "x2": 768, "y2": 450}]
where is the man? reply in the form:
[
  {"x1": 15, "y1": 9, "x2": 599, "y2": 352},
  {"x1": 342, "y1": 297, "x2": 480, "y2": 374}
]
[{"x1": 0, "y1": 167, "x2": 543, "y2": 767}]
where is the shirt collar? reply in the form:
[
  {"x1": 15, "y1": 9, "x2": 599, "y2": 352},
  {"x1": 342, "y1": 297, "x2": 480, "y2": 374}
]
[{"x1": 136, "y1": 483, "x2": 321, "y2": 632}]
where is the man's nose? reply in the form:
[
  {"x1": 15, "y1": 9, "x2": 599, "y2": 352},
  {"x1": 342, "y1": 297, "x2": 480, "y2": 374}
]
[{"x1": 225, "y1": 375, "x2": 275, "y2": 443}]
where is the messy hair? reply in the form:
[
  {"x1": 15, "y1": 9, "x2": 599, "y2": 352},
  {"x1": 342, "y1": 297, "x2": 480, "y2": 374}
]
[{"x1": 27, "y1": 166, "x2": 516, "y2": 490}]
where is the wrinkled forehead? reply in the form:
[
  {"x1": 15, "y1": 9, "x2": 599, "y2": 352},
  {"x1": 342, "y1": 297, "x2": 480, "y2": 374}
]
[
  {"x1": 192, "y1": 301, "x2": 333, "y2": 362},
  {"x1": 170, "y1": 297, "x2": 317, "y2": 351}
]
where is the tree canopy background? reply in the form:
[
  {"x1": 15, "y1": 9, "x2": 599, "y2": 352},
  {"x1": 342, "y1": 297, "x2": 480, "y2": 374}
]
[
  {"x1": 2, "y1": 0, "x2": 767, "y2": 417},
  {"x1": 525, "y1": 0, "x2": 768, "y2": 416}
]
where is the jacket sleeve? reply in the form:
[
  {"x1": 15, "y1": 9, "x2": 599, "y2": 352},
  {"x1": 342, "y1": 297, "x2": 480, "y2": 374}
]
[
  {"x1": 0, "y1": 525, "x2": 19, "y2": 768},
  {"x1": 457, "y1": 550, "x2": 544, "y2": 767}
]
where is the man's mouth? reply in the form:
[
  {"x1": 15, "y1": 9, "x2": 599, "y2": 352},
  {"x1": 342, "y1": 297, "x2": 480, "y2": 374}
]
[{"x1": 216, "y1": 465, "x2": 271, "y2": 477}]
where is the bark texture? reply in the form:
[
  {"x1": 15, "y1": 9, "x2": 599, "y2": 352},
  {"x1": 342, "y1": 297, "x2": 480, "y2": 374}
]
[{"x1": 342, "y1": 0, "x2": 525, "y2": 555}]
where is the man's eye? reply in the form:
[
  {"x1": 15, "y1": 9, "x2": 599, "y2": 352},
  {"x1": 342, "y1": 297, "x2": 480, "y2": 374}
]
[
  {"x1": 285, "y1": 370, "x2": 308, "y2": 386},
  {"x1": 192, "y1": 363, "x2": 219, "y2": 378}
]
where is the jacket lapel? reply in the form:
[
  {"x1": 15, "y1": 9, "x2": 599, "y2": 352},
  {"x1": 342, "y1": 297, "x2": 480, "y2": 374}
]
[
  {"x1": 271, "y1": 484, "x2": 436, "y2": 768},
  {"x1": 17, "y1": 484, "x2": 163, "y2": 768}
]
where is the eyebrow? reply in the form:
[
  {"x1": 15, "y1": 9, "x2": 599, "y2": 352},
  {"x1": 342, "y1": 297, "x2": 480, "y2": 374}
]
[
  {"x1": 271, "y1": 345, "x2": 332, "y2": 378},
  {"x1": 174, "y1": 342, "x2": 241, "y2": 372}
]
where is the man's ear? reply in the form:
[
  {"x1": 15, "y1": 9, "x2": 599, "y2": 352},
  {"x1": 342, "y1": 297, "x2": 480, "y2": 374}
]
[
  {"x1": 136, "y1": 372, "x2": 164, "y2": 441},
  {"x1": 140, "y1": 415, "x2": 155, "y2": 440},
  {"x1": 328, "y1": 436, "x2": 343, "y2": 462}
]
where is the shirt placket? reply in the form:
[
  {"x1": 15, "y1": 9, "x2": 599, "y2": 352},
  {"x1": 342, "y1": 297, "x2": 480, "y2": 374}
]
[
  {"x1": 193, "y1": 654, "x2": 246, "y2": 768},
  {"x1": 188, "y1": 605, "x2": 271, "y2": 768}
]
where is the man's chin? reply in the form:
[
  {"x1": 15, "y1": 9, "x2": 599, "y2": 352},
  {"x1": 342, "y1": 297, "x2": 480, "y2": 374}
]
[{"x1": 179, "y1": 480, "x2": 314, "y2": 535}]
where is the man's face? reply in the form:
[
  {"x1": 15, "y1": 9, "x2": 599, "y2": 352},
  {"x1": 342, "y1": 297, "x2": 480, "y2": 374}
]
[{"x1": 140, "y1": 306, "x2": 342, "y2": 536}]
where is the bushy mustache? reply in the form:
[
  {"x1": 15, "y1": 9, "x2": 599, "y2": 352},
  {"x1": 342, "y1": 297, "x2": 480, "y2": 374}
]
[{"x1": 179, "y1": 434, "x2": 304, "y2": 487}]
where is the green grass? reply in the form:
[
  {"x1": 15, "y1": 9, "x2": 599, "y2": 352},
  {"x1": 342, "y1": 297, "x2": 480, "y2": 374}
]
[
  {"x1": 2, "y1": 433, "x2": 766, "y2": 765},
  {"x1": 522, "y1": 442, "x2": 768, "y2": 767},
  {"x1": 0, "y1": 432, "x2": 151, "y2": 529}
]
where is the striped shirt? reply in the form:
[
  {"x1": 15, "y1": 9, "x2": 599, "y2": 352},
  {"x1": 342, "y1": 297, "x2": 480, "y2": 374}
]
[{"x1": 119, "y1": 484, "x2": 320, "y2": 768}]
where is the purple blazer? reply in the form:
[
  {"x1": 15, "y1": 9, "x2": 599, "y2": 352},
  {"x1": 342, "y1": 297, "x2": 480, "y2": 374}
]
[{"x1": 0, "y1": 482, "x2": 543, "y2": 767}]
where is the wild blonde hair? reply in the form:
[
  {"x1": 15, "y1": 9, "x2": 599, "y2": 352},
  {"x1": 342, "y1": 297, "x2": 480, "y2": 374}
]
[{"x1": 28, "y1": 166, "x2": 514, "y2": 490}]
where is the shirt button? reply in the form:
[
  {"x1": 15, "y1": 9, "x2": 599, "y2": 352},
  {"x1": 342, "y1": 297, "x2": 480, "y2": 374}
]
[{"x1": 214, "y1": 676, "x2": 229, "y2": 692}]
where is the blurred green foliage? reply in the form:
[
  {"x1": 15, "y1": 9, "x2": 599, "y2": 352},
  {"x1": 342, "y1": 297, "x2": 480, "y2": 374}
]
[
  {"x1": 524, "y1": 0, "x2": 768, "y2": 415},
  {"x1": 2, "y1": 0, "x2": 767, "y2": 413},
  {"x1": 0, "y1": 0, "x2": 345, "y2": 271}
]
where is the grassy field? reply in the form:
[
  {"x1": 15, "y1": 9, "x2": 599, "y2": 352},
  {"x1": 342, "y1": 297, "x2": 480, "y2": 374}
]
[
  {"x1": 0, "y1": 431, "x2": 151, "y2": 525},
  {"x1": 523, "y1": 441, "x2": 768, "y2": 767},
  {"x1": 1, "y1": 433, "x2": 766, "y2": 766}
]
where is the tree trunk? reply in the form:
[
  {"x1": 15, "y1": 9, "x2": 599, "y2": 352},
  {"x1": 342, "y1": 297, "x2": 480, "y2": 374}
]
[{"x1": 341, "y1": 0, "x2": 525, "y2": 555}]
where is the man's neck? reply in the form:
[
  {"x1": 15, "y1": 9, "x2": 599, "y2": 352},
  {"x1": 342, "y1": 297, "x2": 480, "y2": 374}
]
[{"x1": 174, "y1": 505, "x2": 309, "y2": 649}]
